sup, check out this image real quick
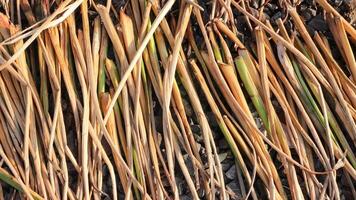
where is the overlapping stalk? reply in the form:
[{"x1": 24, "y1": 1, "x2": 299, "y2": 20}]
[{"x1": 0, "y1": 0, "x2": 354, "y2": 199}]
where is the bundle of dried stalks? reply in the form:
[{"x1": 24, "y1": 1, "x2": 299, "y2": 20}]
[{"x1": 0, "y1": 0, "x2": 355, "y2": 199}]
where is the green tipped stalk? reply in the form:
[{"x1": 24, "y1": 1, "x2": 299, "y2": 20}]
[
  {"x1": 235, "y1": 56, "x2": 269, "y2": 132},
  {"x1": 98, "y1": 28, "x2": 108, "y2": 94},
  {"x1": 0, "y1": 168, "x2": 43, "y2": 200},
  {"x1": 292, "y1": 41, "x2": 356, "y2": 167}
]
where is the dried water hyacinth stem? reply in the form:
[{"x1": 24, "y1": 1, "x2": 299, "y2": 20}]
[{"x1": 0, "y1": 0, "x2": 355, "y2": 199}]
